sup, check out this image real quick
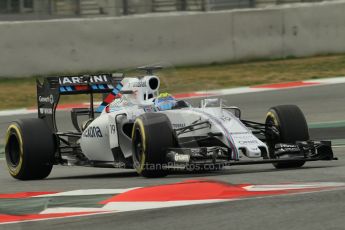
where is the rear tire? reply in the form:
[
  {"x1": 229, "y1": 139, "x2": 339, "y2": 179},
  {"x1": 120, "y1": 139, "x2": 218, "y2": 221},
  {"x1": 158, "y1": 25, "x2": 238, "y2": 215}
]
[
  {"x1": 265, "y1": 105, "x2": 309, "y2": 169},
  {"x1": 131, "y1": 113, "x2": 174, "y2": 178},
  {"x1": 5, "y1": 119, "x2": 56, "y2": 180}
]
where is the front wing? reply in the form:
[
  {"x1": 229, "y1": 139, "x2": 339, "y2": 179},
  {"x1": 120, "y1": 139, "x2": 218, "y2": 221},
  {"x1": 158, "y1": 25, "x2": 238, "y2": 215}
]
[{"x1": 165, "y1": 140, "x2": 336, "y2": 169}]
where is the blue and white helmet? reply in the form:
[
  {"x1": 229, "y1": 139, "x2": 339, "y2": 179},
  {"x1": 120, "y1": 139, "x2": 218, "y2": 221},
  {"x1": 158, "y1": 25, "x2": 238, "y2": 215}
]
[{"x1": 154, "y1": 93, "x2": 177, "y2": 111}]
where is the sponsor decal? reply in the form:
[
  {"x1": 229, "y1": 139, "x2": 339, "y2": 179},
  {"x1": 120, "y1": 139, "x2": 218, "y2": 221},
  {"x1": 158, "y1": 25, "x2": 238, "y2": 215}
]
[
  {"x1": 39, "y1": 108, "x2": 53, "y2": 115},
  {"x1": 109, "y1": 98, "x2": 133, "y2": 111},
  {"x1": 110, "y1": 124, "x2": 116, "y2": 135},
  {"x1": 238, "y1": 140, "x2": 259, "y2": 145},
  {"x1": 174, "y1": 154, "x2": 190, "y2": 163},
  {"x1": 233, "y1": 134, "x2": 260, "y2": 145},
  {"x1": 83, "y1": 126, "x2": 103, "y2": 138},
  {"x1": 280, "y1": 147, "x2": 300, "y2": 152},
  {"x1": 132, "y1": 81, "x2": 147, "y2": 87},
  {"x1": 172, "y1": 123, "x2": 186, "y2": 129},
  {"x1": 275, "y1": 144, "x2": 300, "y2": 153},
  {"x1": 38, "y1": 95, "x2": 54, "y2": 104},
  {"x1": 58, "y1": 75, "x2": 110, "y2": 85}
]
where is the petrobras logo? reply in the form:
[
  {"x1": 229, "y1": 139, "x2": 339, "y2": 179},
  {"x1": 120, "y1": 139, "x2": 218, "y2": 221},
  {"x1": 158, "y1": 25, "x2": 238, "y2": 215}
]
[
  {"x1": 39, "y1": 95, "x2": 54, "y2": 104},
  {"x1": 83, "y1": 126, "x2": 103, "y2": 138}
]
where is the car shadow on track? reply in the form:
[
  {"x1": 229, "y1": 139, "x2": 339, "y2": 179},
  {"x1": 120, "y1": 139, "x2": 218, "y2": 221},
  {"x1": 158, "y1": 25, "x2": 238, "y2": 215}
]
[{"x1": 48, "y1": 171, "x2": 139, "y2": 180}]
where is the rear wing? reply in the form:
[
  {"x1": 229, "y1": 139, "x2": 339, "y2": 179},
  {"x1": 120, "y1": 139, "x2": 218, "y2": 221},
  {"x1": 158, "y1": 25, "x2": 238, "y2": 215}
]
[
  {"x1": 37, "y1": 73, "x2": 124, "y2": 131},
  {"x1": 44, "y1": 74, "x2": 123, "y2": 94}
]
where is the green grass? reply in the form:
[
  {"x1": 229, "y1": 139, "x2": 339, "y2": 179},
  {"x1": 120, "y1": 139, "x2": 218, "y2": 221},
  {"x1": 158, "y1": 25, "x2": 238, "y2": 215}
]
[{"x1": 2, "y1": 54, "x2": 345, "y2": 110}]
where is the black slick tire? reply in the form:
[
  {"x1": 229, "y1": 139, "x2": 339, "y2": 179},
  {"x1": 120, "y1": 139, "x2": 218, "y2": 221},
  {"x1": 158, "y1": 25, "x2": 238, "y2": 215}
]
[
  {"x1": 265, "y1": 105, "x2": 309, "y2": 169},
  {"x1": 131, "y1": 113, "x2": 174, "y2": 178},
  {"x1": 5, "y1": 118, "x2": 55, "y2": 180}
]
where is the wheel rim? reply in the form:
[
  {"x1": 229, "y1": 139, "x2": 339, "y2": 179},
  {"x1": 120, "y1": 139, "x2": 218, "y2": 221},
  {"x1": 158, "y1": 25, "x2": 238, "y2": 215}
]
[
  {"x1": 265, "y1": 115, "x2": 280, "y2": 158},
  {"x1": 6, "y1": 133, "x2": 21, "y2": 167},
  {"x1": 133, "y1": 128, "x2": 143, "y2": 165}
]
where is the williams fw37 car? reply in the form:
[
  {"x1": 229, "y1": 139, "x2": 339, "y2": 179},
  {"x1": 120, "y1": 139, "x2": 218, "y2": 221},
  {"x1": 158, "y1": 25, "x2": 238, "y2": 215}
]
[{"x1": 4, "y1": 66, "x2": 336, "y2": 179}]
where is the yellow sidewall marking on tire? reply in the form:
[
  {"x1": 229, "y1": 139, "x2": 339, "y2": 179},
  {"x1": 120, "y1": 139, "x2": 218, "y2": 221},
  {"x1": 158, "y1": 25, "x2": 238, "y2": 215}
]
[
  {"x1": 132, "y1": 119, "x2": 146, "y2": 174},
  {"x1": 267, "y1": 111, "x2": 279, "y2": 127},
  {"x1": 5, "y1": 124, "x2": 24, "y2": 176}
]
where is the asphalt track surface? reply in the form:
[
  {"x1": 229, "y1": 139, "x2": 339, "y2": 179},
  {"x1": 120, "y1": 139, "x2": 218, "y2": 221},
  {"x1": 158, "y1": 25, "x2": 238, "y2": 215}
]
[{"x1": 0, "y1": 83, "x2": 345, "y2": 229}]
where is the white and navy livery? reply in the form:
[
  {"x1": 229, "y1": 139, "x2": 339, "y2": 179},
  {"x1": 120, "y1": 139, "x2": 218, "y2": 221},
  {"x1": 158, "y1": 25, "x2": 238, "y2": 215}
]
[{"x1": 4, "y1": 66, "x2": 336, "y2": 179}]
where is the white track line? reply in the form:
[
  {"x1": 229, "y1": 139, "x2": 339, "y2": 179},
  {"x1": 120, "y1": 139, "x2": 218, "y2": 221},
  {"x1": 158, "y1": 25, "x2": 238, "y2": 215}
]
[
  {"x1": 2, "y1": 183, "x2": 345, "y2": 226},
  {"x1": 34, "y1": 188, "x2": 141, "y2": 197}
]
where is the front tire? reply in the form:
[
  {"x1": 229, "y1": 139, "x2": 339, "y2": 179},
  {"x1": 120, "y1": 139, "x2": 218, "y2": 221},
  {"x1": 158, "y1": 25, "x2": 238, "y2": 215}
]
[
  {"x1": 5, "y1": 119, "x2": 56, "y2": 180},
  {"x1": 265, "y1": 105, "x2": 309, "y2": 169},
  {"x1": 131, "y1": 113, "x2": 175, "y2": 178}
]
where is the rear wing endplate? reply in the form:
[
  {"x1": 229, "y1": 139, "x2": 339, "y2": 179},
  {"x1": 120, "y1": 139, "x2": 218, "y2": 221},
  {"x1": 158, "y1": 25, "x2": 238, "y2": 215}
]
[{"x1": 37, "y1": 73, "x2": 124, "y2": 131}]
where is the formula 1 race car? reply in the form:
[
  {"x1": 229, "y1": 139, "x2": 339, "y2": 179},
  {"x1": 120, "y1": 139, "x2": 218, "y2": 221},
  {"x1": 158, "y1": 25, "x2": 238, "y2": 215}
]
[{"x1": 4, "y1": 66, "x2": 336, "y2": 180}]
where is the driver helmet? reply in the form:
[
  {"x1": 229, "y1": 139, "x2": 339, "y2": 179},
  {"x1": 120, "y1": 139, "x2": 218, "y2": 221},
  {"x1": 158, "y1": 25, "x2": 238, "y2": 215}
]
[{"x1": 154, "y1": 93, "x2": 177, "y2": 111}]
